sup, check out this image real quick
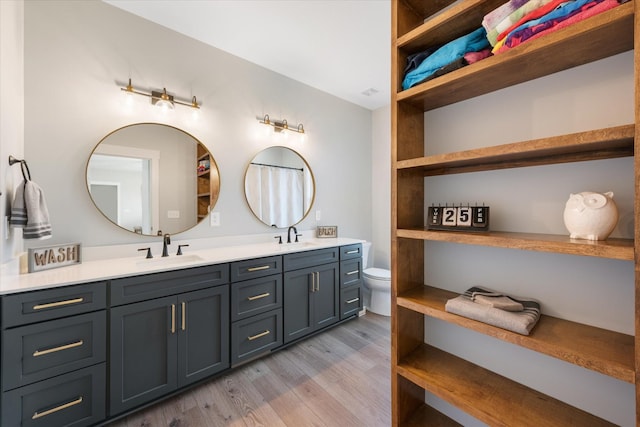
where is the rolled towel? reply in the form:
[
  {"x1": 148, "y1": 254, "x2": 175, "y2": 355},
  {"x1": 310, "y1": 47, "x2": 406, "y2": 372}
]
[{"x1": 445, "y1": 286, "x2": 541, "y2": 335}]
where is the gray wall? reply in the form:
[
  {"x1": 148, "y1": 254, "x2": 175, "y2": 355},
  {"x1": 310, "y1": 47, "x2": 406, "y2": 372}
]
[{"x1": 17, "y1": 0, "x2": 373, "y2": 251}]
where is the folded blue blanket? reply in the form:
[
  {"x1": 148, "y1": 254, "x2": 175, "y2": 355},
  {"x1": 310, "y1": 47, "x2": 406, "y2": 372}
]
[{"x1": 402, "y1": 27, "x2": 490, "y2": 90}]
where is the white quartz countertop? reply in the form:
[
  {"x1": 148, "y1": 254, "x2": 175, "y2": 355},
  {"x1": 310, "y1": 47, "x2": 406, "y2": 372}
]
[{"x1": 0, "y1": 237, "x2": 364, "y2": 295}]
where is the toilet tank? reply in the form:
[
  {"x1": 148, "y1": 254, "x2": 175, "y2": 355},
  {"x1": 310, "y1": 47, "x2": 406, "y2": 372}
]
[{"x1": 362, "y1": 242, "x2": 372, "y2": 270}]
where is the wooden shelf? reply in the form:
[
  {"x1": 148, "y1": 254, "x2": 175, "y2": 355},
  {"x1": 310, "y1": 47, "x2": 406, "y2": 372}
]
[
  {"x1": 397, "y1": 344, "x2": 617, "y2": 426},
  {"x1": 396, "y1": 125, "x2": 634, "y2": 175},
  {"x1": 391, "y1": 0, "x2": 637, "y2": 424},
  {"x1": 398, "y1": 285, "x2": 635, "y2": 383},
  {"x1": 395, "y1": 2, "x2": 634, "y2": 111},
  {"x1": 396, "y1": 228, "x2": 634, "y2": 261}
]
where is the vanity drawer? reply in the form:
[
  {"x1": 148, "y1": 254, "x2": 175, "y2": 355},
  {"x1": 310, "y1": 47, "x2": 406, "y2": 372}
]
[
  {"x1": 340, "y1": 258, "x2": 362, "y2": 288},
  {"x1": 341, "y1": 285, "x2": 362, "y2": 319},
  {"x1": 1, "y1": 363, "x2": 106, "y2": 427},
  {"x1": 283, "y1": 247, "x2": 339, "y2": 272},
  {"x1": 2, "y1": 283, "x2": 107, "y2": 329},
  {"x1": 2, "y1": 311, "x2": 106, "y2": 391},
  {"x1": 231, "y1": 309, "x2": 282, "y2": 366},
  {"x1": 110, "y1": 263, "x2": 229, "y2": 306},
  {"x1": 231, "y1": 274, "x2": 282, "y2": 322},
  {"x1": 230, "y1": 256, "x2": 282, "y2": 282},
  {"x1": 340, "y1": 243, "x2": 362, "y2": 261}
]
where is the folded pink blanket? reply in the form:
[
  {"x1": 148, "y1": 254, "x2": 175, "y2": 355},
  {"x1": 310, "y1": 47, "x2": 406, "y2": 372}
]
[{"x1": 494, "y1": 0, "x2": 621, "y2": 54}]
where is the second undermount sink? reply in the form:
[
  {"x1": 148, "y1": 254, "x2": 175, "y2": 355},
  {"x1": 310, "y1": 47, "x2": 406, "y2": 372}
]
[
  {"x1": 136, "y1": 254, "x2": 204, "y2": 267},
  {"x1": 278, "y1": 241, "x2": 319, "y2": 250}
]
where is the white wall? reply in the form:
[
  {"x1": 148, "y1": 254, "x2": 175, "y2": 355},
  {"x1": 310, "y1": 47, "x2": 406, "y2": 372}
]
[
  {"x1": 372, "y1": 105, "x2": 391, "y2": 269},
  {"x1": 19, "y1": 0, "x2": 373, "y2": 252},
  {"x1": 0, "y1": 0, "x2": 24, "y2": 264},
  {"x1": 423, "y1": 51, "x2": 635, "y2": 426}
]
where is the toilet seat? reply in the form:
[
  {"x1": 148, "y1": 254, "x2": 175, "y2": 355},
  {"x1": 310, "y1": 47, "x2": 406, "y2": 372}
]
[{"x1": 363, "y1": 268, "x2": 391, "y2": 280}]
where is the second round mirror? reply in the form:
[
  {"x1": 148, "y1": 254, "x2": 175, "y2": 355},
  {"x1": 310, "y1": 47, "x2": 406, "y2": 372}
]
[{"x1": 244, "y1": 146, "x2": 314, "y2": 228}]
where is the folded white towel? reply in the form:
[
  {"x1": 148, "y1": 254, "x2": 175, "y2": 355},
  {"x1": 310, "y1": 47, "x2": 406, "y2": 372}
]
[
  {"x1": 445, "y1": 286, "x2": 541, "y2": 335},
  {"x1": 9, "y1": 180, "x2": 52, "y2": 240}
]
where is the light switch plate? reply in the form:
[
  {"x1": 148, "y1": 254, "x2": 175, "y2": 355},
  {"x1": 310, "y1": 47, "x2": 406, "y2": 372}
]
[
  {"x1": 210, "y1": 212, "x2": 220, "y2": 227},
  {"x1": 316, "y1": 210, "x2": 321, "y2": 221}
]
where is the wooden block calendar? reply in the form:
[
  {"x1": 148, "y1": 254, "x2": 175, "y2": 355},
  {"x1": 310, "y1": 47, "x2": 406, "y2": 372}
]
[{"x1": 427, "y1": 205, "x2": 489, "y2": 232}]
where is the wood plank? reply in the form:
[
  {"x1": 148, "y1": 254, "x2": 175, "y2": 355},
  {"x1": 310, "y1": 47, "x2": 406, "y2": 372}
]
[
  {"x1": 396, "y1": 228, "x2": 634, "y2": 260},
  {"x1": 397, "y1": 344, "x2": 617, "y2": 426},
  {"x1": 397, "y1": 2, "x2": 634, "y2": 111},
  {"x1": 398, "y1": 285, "x2": 635, "y2": 383},
  {"x1": 397, "y1": 125, "x2": 635, "y2": 175}
]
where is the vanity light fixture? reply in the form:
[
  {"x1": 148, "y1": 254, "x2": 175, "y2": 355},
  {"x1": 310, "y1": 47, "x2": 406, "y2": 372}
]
[
  {"x1": 120, "y1": 78, "x2": 200, "y2": 110},
  {"x1": 259, "y1": 114, "x2": 304, "y2": 134}
]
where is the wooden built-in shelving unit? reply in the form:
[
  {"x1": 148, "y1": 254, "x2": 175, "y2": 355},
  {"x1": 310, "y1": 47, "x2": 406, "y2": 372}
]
[
  {"x1": 196, "y1": 143, "x2": 219, "y2": 221},
  {"x1": 391, "y1": 0, "x2": 638, "y2": 425}
]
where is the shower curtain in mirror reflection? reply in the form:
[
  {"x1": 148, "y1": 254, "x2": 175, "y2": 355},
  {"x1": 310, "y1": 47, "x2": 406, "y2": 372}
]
[{"x1": 246, "y1": 164, "x2": 308, "y2": 228}]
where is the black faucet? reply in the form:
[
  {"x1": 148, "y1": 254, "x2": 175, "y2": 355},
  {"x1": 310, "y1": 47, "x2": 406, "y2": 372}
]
[
  {"x1": 287, "y1": 226, "x2": 297, "y2": 243},
  {"x1": 162, "y1": 234, "x2": 171, "y2": 257}
]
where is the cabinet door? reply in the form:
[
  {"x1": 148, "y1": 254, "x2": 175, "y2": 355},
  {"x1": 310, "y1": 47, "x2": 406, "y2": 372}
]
[
  {"x1": 109, "y1": 296, "x2": 178, "y2": 415},
  {"x1": 177, "y1": 286, "x2": 229, "y2": 388},
  {"x1": 313, "y1": 263, "x2": 340, "y2": 329},
  {"x1": 283, "y1": 266, "x2": 314, "y2": 344}
]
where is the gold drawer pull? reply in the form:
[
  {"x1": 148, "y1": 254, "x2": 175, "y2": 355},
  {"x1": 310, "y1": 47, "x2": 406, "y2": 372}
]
[
  {"x1": 33, "y1": 297, "x2": 84, "y2": 310},
  {"x1": 247, "y1": 330, "x2": 270, "y2": 341},
  {"x1": 346, "y1": 250, "x2": 359, "y2": 254},
  {"x1": 33, "y1": 340, "x2": 84, "y2": 357},
  {"x1": 181, "y1": 302, "x2": 186, "y2": 331},
  {"x1": 346, "y1": 270, "x2": 359, "y2": 275},
  {"x1": 247, "y1": 265, "x2": 270, "y2": 272},
  {"x1": 247, "y1": 292, "x2": 270, "y2": 301},
  {"x1": 171, "y1": 304, "x2": 176, "y2": 334},
  {"x1": 32, "y1": 396, "x2": 83, "y2": 419},
  {"x1": 346, "y1": 298, "x2": 360, "y2": 304}
]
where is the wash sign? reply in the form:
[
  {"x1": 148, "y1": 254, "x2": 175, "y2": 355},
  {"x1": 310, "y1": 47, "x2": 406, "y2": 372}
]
[{"x1": 28, "y1": 243, "x2": 82, "y2": 273}]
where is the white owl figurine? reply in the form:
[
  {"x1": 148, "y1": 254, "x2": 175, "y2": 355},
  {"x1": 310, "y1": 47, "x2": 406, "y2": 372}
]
[{"x1": 563, "y1": 191, "x2": 618, "y2": 241}]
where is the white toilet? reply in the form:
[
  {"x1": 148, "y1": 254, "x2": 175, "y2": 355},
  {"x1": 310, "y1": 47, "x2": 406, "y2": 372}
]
[{"x1": 362, "y1": 242, "x2": 391, "y2": 316}]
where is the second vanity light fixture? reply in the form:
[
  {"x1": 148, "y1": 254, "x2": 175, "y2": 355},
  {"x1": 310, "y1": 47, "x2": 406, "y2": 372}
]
[
  {"x1": 121, "y1": 78, "x2": 200, "y2": 110},
  {"x1": 259, "y1": 114, "x2": 305, "y2": 134}
]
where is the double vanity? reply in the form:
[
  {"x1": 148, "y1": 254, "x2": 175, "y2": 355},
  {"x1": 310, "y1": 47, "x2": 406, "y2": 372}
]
[{"x1": 0, "y1": 238, "x2": 364, "y2": 426}]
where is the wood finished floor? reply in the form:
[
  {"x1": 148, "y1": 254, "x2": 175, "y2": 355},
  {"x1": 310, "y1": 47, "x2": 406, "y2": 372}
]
[{"x1": 106, "y1": 313, "x2": 390, "y2": 427}]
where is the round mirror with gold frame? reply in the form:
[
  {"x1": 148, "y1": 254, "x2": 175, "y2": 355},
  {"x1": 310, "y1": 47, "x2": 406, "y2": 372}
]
[
  {"x1": 86, "y1": 123, "x2": 220, "y2": 236},
  {"x1": 244, "y1": 146, "x2": 315, "y2": 228}
]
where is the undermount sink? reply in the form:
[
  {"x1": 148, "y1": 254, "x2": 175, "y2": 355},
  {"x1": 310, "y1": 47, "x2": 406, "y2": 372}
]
[
  {"x1": 278, "y1": 241, "x2": 319, "y2": 250},
  {"x1": 136, "y1": 254, "x2": 204, "y2": 267}
]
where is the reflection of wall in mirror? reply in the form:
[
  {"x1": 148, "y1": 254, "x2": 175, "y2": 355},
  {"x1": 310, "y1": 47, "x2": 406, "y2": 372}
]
[
  {"x1": 91, "y1": 125, "x2": 198, "y2": 234},
  {"x1": 88, "y1": 152, "x2": 155, "y2": 234}
]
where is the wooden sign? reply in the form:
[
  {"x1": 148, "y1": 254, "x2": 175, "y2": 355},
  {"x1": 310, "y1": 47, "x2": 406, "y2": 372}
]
[
  {"x1": 28, "y1": 243, "x2": 82, "y2": 273},
  {"x1": 317, "y1": 226, "x2": 338, "y2": 238}
]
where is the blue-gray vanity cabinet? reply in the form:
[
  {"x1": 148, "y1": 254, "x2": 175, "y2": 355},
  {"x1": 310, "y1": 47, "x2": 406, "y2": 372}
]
[
  {"x1": 1, "y1": 282, "x2": 107, "y2": 427},
  {"x1": 230, "y1": 256, "x2": 283, "y2": 366},
  {"x1": 283, "y1": 248, "x2": 340, "y2": 344},
  {"x1": 109, "y1": 265, "x2": 229, "y2": 416},
  {"x1": 339, "y1": 243, "x2": 363, "y2": 319}
]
